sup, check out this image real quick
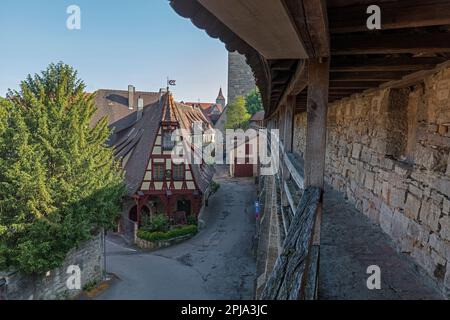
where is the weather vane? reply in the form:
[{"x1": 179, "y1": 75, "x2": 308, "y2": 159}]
[{"x1": 167, "y1": 77, "x2": 176, "y2": 88}]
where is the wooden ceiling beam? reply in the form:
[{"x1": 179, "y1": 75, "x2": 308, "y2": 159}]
[
  {"x1": 330, "y1": 56, "x2": 446, "y2": 72},
  {"x1": 331, "y1": 71, "x2": 408, "y2": 81},
  {"x1": 329, "y1": 80, "x2": 383, "y2": 88},
  {"x1": 331, "y1": 32, "x2": 450, "y2": 55},
  {"x1": 329, "y1": 0, "x2": 450, "y2": 34},
  {"x1": 283, "y1": 0, "x2": 330, "y2": 58},
  {"x1": 270, "y1": 60, "x2": 296, "y2": 71},
  {"x1": 268, "y1": 60, "x2": 308, "y2": 120}
]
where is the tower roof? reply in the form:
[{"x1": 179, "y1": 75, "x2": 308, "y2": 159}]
[{"x1": 217, "y1": 87, "x2": 225, "y2": 100}]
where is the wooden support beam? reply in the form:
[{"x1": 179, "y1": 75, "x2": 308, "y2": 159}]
[
  {"x1": 379, "y1": 59, "x2": 450, "y2": 89},
  {"x1": 284, "y1": 96, "x2": 295, "y2": 153},
  {"x1": 330, "y1": 56, "x2": 446, "y2": 72},
  {"x1": 304, "y1": 58, "x2": 330, "y2": 189},
  {"x1": 283, "y1": 0, "x2": 330, "y2": 58},
  {"x1": 332, "y1": 32, "x2": 450, "y2": 55},
  {"x1": 329, "y1": 0, "x2": 450, "y2": 34}
]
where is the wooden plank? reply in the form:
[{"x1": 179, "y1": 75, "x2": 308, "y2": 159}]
[
  {"x1": 284, "y1": 95, "x2": 295, "y2": 153},
  {"x1": 268, "y1": 61, "x2": 308, "y2": 121},
  {"x1": 330, "y1": 81, "x2": 383, "y2": 89},
  {"x1": 331, "y1": 71, "x2": 407, "y2": 81},
  {"x1": 329, "y1": 0, "x2": 450, "y2": 33},
  {"x1": 332, "y1": 32, "x2": 450, "y2": 55},
  {"x1": 285, "y1": 153, "x2": 305, "y2": 190},
  {"x1": 303, "y1": 245, "x2": 320, "y2": 300},
  {"x1": 270, "y1": 59, "x2": 296, "y2": 71},
  {"x1": 283, "y1": 0, "x2": 330, "y2": 58},
  {"x1": 197, "y1": 0, "x2": 308, "y2": 59},
  {"x1": 261, "y1": 187, "x2": 321, "y2": 300},
  {"x1": 379, "y1": 59, "x2": 450, "y2": 89},
  {"x1": 331, "y1": 56, "x2": 445, "y2": 72},
  {"x1": 284, "y1": 180, "x2": 296, "y2": 216},
  {"x1": 304, "y1": 58, "x2": 330, "y2": 188},
  {"x1": 280, "y1": 204, "x2": 292, "y2": 235}
]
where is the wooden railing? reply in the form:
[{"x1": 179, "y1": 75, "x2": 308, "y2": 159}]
[
  {"x1": 262, "y1": 130, "x2": 322, "y2": 300},
  {"x1": 260, "y1": 187, "x2": 321, "y2": 300}
]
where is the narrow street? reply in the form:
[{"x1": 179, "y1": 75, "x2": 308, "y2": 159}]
[{"x1": 97, "y1": 167, "x2": 257, "y2": 300}]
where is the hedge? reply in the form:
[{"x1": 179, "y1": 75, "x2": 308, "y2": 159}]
[{"x1": 138, "y1": 225, "x2": 198, "y2": 242}]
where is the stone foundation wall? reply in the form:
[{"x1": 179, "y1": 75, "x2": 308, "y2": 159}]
[
  {"x1": 294, "y1": 66, "x2": 450, "y2": 295},
  {"x1": 255, "y1": 175, "x2": 282, "y2": 298},
  {"x1": 0, "y1": 233, "x2": 104, "y2": 300}
]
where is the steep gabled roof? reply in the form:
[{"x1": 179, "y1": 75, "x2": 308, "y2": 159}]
[
  {"x1": 112, "y1": 99, "x2": 164, "y2": 194},
  {"x1": 92, "y1": 89, "x2": 160, "y2": 131},
  {"x1": 183, "y1": 102, "x2": 224, "y2": 123},
  {"x1": 95, "y1": 90, "x2": 214, "y2": 195}
]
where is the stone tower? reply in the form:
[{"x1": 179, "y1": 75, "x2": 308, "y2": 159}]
[{"x1": 227, "y1": 51, "x2": 256, "y2": 105}]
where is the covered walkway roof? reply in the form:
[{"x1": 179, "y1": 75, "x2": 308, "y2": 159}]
[{"x1": 170, "y1": 0, "x2": 450, "y2": 118}]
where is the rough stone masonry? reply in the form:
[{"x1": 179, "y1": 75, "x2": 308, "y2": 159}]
[
  {"x1": 294, "y1": 65, "x2": 450, "y2": 297},
  {"x1": 0, "y1": 233, "x2": 104, "y2": 300}
]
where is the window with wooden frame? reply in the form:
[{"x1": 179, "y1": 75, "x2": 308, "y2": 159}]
[
  {"x1": 162, "y1": 129, "x2": 175, "y2": 151},
  {"x1": 173, "y1": 164, "x2": 185, "y2": 181},
  {"x1": 153, "y1": 163, "x2": 165, "y2": 181}
]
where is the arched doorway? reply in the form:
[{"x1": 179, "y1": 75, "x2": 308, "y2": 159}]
[
  {"x1": 129, "y1": 205, "x2": 137, "y2": 222},
  {"x1": 129, "y1": 205, "x2": 151, "y2": 224},
  {"x1": 176, "y1": 198, "x2": 192, "y2": 216}
]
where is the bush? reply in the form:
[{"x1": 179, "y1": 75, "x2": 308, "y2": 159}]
[
  {"x1": 187, "y1": 215, "x2": 198, "y2": 226},
  {"x1": 138, "y1": 225, "x2": 198, "y2": 242},
  {"x1": 141, "y1": 214, "x2": 169, "y2": 232},
  {"x1": 211, "y1": 181, "x2": 220, "y2": 194}
]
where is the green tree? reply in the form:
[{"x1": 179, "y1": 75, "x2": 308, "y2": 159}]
[
  {"x1": 0, "y1": 62, "x2": 125, "y2": 274},
  {"x1": 226, "y1": 96, "x2": 251, "y2": 129},
  {"x1": 245, "y1": 88, "x2": 263, "y2": 115}
]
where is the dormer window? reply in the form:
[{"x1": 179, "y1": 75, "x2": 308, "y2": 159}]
[{"x1": 162, "y1": 129, "x2": 175, "y2": 151}]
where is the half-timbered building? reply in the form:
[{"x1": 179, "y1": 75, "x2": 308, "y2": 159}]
[{"x1": 93, "y1": 85, "x2": 214, "y2": 237}]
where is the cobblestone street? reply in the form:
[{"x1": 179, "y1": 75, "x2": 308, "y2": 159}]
[{"x1": 97, "y1": 168, "x2": 257, "y2": 300}]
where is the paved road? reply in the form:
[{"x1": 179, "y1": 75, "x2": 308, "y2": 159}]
[{"x1": 97, "y1": 169, "x2": 257, "y2": 300}]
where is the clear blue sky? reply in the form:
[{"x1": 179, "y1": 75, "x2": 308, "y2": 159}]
[{"x1": 0, "y1": 0, "x2": 228, "y2": 102}]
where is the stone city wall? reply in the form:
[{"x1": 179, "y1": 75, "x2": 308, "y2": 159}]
[
  {"x1": 0, "y1": 233, "x2": 104, "y2": 300},
  {"x1": 293, "y1": 66, "x2": 450, "y2": 295}
]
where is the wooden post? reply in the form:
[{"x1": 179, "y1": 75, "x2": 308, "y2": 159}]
[
  {"x1": 284, "y1": 95, "x2": 295, "y2": 153},
  {"x1": 304, "y1": 58, "x2": 330, "y2": 189}
]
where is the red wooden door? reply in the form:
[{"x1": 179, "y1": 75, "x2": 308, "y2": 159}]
[{"x1": 234, "y1": 163, "x2": 253, "y2": 177}]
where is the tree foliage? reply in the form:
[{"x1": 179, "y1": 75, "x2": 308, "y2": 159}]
[
  {"x1": 225, "y1": 96, "x2": 251, "y2": 129},
  {"x1": 0, "y1": 62, "x2": 125, "y2": 274},
  {"x1": 245, "y1": 88, "x2": 263, "y2": 115}
]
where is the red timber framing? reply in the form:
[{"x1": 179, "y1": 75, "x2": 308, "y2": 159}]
[
  {"x1": 132, "y1": 94, "x2": 207, "y2": 226},
  {"x1": 170, "y1": 0, "x2": 450, "y2": 300}
]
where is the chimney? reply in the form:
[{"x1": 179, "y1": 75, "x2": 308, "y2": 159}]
[
  {"x1": 128, "y1": 85, "x2": 135, "y2": 110},
  {"x1": 159, "y1": 88, "x2": 167, "y2": 103},
  {"x1": 137, "y1": 97, "x2": 144, "y2": 121}
]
